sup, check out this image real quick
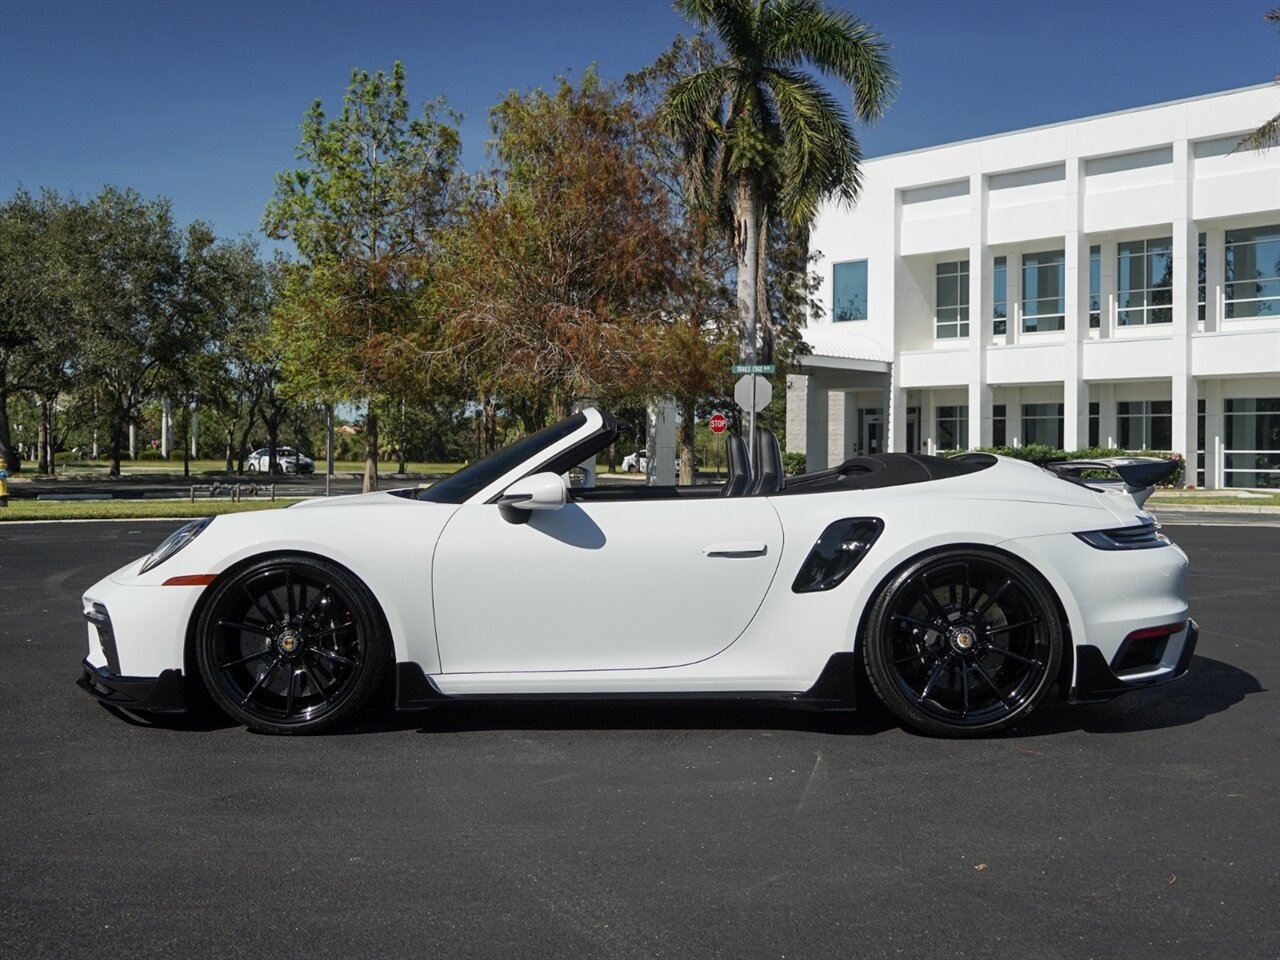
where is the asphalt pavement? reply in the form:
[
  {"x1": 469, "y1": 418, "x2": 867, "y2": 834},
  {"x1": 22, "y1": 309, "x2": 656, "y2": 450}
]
[{"x1": 0, "y1": 521, "x2": 1276, "y2": 959}]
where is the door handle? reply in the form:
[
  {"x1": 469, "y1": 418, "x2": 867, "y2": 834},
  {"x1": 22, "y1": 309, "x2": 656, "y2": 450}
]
[{"x1": 704, "y1": 542, "x2": 768, "y2": 558}]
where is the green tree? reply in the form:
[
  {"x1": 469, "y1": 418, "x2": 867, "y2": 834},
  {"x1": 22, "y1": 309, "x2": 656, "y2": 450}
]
[
  {"x1": 264, "y1": 61, "x2": 461, "y2": 493},
  {"x1": 1236, "y1": 8, "x2": 1280, "y2": 151},
  {"x1": 661, "y1": 0, "x2": 895, "y2": 404},
  {"x1": 436, "y1": 69, "x2": 683, "y2": 435},
  {"x1": 0, "y1": 190, "x2": 79, "y2": 473},
  {"x1": 72, "y1": 188, "x2": 217, "y2": 476}
]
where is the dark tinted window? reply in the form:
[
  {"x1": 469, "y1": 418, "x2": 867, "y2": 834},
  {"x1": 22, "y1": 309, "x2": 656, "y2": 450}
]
[{"x1": 418, "y1": 414, "x2": 587, "y2": 504}]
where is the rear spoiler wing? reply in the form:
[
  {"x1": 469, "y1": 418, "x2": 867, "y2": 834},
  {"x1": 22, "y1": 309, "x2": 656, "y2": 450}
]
[{"x1": 1043, "y1": 457, "x2": 1179, "y2": 508}]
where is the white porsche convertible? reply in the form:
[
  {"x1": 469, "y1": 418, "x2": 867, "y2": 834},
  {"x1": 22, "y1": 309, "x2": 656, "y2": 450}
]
[{"x1": 78, "y1": 408, "x2": 1197, "y2": 738}]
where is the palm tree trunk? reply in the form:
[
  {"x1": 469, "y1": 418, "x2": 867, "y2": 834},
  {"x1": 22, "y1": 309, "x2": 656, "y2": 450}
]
[
  {"x1": 734, "y1": 174, "x2": 764, "y2": 460},
  {"x1": 734, "y1": 174, "x2": 762, "y2": 366}
]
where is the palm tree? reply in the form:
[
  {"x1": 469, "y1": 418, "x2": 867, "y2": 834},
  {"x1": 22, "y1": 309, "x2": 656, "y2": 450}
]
[
  {"x1": 1235, "y1": 8, "x2": 1280, "y2": 152},
  {"x1": 662, "y1": 0, "x2": 896, "y2": 384}
]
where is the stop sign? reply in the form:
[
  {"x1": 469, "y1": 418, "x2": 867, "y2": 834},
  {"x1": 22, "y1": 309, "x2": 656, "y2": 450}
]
[{"x1": 709, "y1": 412, "x2": 728, "y2": 434}]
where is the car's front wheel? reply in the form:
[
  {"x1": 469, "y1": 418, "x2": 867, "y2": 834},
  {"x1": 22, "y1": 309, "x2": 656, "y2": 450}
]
[
  {"x1": 862, "y1": 549, "x2": 1062, "y2": 738},
  {"x1": 195, "y1": 556, "x2": 389, "y2": 734}
]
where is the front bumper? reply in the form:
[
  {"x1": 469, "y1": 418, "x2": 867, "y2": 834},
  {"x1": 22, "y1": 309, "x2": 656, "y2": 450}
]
[
  {"x1": 1070, "y1": 618, "x2": 1199, "y2": 703},
  {"x1": 79, "y1": 598, "x2": 191, "y2": 713},
  {"x1": 77, "y1": 660, "x2": 188, "y2": 713}
]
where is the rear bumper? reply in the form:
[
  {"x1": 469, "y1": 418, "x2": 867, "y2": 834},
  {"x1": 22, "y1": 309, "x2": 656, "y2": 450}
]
[
  {"x1": 77, "y1": 660, "x2": 188, "y2": 713},
  {"x1": 1070, "y1": 618, "x2": 1199, "y2": 703}
]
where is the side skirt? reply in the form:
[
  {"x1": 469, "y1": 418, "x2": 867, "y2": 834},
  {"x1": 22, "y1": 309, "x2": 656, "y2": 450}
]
[{"x1": 394, "y1": 653, "x2": 858, "y2": 713}]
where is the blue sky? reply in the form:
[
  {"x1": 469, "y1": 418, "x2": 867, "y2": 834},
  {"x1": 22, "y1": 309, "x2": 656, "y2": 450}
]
[{"x1": 2, "y1": 0, "x2": 1276, "y2": 244}]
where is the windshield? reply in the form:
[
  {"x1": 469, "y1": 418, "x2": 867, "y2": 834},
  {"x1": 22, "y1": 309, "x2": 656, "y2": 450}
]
[{"x1": 418, "y1": 414, "x2": 588, "y2": 504}]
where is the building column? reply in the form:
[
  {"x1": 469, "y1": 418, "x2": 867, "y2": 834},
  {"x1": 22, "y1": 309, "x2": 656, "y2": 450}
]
[
  {"x1": 1099, "y1": 237, "x2": 1118, "y2": 340},
  {"x1": 969, "y1": 173, "x2": 992, "y2": 449},
  {"x1": 1204, "y1": 379, "x2": 1225, "y2": 489},
  {"x1": 1171, "y1": 138, "x2": 1197, "y2": 472},
  {"x1": 786, "y1": 374, "x2": 830, "y2": 471},
  {"x1": 887, "y1": 373, "x2": 907, "y2": 454},
  {"x1": 827, "y1": 390, "x2": 856, "y2": 464},
  {"x1": 1006, "y1": 387, "x2": 1022, "y2": 447},
  {"x1": 1097, "y1": 382, "x2": 1117, "y2": 448},
  {"x1": 1204, "y1": 226, "x2": 1225, "y2": 333},
  {"x1": 1007, "y1": 249, "x2": 1022, "y2": 346},
  {"x1": 922, "y1": 391, "x2": 937, "y2": 455},
  {"x1": 1063, "y1": 155, "x2": 1089, "y2": 451}
]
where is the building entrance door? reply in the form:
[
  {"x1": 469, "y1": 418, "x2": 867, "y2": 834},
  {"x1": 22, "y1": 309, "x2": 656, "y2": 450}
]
[{"x1": 861, "y1": 413, "x2": 883, "y2": 455}]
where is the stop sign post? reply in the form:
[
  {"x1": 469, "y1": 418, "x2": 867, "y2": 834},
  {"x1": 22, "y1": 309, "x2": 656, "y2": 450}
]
[{"x1": 709, "y1": 412, "x2": 728, "y2": 434}]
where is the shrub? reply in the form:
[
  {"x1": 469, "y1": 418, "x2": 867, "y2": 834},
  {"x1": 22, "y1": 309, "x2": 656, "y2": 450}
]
[{"x1": 782, "y1": 451, "x2": 807, "y2": 477}]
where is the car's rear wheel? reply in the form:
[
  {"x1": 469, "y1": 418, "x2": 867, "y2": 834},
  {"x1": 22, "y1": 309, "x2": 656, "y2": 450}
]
[
  {"x1": 195, "y1": 556, "x2": 388, "y2": 734},
  {"x1": 862, "y1": 549, "x2": 1062, "y2": 738}
]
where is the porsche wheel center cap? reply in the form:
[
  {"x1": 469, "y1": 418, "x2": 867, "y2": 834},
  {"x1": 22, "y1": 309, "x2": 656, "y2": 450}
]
[
  {"x1": 276, "y1": 629, "x2": 303, "y2": 656},
  {"x1": 949, "y1": 626, "x2": 978, "y2": 653}
]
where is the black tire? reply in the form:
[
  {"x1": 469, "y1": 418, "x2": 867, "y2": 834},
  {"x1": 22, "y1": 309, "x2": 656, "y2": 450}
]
[
  {"x1": 195, "y1": 555, "x2": 389, "y2": 734},
  {"x1": 862, "y1": 548, "x2": 1062, "y2": 738}
]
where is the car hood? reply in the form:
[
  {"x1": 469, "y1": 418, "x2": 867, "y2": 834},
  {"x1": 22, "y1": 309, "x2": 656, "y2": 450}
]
[{"x1": 286, "y1": 489, "x2": 415, "y2": 509}]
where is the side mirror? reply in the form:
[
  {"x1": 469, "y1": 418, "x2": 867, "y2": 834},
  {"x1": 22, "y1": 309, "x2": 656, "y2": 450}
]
[{"x1": 498, "y1": 472, "x2": 568, "y2": 524}]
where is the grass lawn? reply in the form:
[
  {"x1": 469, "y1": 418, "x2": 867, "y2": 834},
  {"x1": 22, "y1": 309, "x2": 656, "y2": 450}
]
[
  {"x1": 0, "y1": 498, "x2": 305, "y2": 522},
  {"x1": 33, "y1": 459, "x2": 464, "y2": 478}
]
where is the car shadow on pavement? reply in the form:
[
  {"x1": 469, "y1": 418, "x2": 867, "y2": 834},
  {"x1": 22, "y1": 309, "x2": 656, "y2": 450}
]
[
  {"x1": 342, "y1": 697, "x2": 902, "y2": 737},
  {"x1": 1007, "y1": 655, "x2": 1264, "y2": 738},
  {"x1": 95, "y1": 655, "x2": 1260, "y2": 739}
]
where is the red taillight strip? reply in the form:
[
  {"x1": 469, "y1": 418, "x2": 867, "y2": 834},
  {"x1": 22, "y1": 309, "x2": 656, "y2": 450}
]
[
  {"x1": 162, "y1": 574, "x2": 217, "y2": 587},
  {"x1": 1124, "y1": 620, "x2": 1187, "y2": 642}
]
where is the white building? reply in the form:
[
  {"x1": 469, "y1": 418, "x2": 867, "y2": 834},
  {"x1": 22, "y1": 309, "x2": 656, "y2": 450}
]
[{"x1": 788, "y1": 83, "x2": 1280, "y2": 488}]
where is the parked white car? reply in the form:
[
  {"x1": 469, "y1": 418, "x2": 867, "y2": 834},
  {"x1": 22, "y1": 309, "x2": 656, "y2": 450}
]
[
  {"x1": 245, "y1": 447, "x2": 314, "y2": 475},
  {"x1": 78, "y1": 408, "x2": 1195, "y2": 738}
]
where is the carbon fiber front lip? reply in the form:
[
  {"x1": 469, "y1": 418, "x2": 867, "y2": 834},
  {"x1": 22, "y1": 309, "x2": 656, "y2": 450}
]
[{"x1": 77, "y1": 661, "x2": 188, "y2": 714}]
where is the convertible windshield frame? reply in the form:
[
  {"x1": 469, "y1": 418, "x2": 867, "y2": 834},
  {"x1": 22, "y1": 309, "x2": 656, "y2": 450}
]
[{"x1": 416, "y1": 414, "x2": 589, "y2": 505}]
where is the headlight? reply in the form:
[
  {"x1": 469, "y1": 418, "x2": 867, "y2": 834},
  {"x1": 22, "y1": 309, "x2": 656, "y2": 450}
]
[{"x1": 141, "y1": 517, "x2": 214, "y2": 573}]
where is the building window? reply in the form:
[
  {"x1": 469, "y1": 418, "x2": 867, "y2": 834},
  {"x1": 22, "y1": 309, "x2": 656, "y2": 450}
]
[
  {"x1": 1224, "y1": 226, "x2": 1280, "y2": 319},
  {"x1": 992, "y1": 404, "x2": 1006, "y2": 447},
  {"x1": 1022, "y1": 403, "x2": 1064, "y2": 448},
  {"x1": 1224, "y1": 398, "x2": 1280, "y2": 488},
  {"x1": 833, "y1": 259, "x2": 868, "y2": 322},
  {"x1": 1198, "y1": 233, "x2": 1206, "y2": 323},
  {"x1": 936, "y1": 260, "x2": 969, "y2": 339},
  {"x1": 1089, "y1": 245, "x2": 1101, "y2": 328},
  {"x1": 993, "y1": 256, "x2": 1007, "y2": 336},
  {"x1": 1021, "y1": 250, "x2": 1064, "y2": 332},
  {"x1": 1117, "y1": 236, "x2": 1173, "y2": 325},
  {"x1": 1089, "y1": 401, "x2": 1100, "y2": 448},
  {"x1": 936, "y1": 405, "x2": 968, "y2": 450},
  {"x1": 1117, "y1": 400, "x2": 1172, "y2": 450}
]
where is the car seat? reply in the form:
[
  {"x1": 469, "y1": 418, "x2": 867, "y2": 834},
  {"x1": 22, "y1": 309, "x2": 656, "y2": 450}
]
[
  {"x1": 720, "y1": 434, "x2": 752, "y2": 496},
  {"x1": 749, "y1": 429, "x2": 784, "y2": 495}
]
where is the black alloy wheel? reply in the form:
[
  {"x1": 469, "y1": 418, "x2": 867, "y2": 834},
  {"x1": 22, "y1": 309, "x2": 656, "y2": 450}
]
[
  {"x1": 195, "y1": 556, "x2": 388, "y2": 734},
  {"x1": 862, "y1": 549, "x2": 1062, "y2": 737}
]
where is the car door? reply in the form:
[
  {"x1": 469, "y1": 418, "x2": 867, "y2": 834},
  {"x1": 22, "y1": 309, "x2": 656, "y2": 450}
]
[{"x1": 431, "y1": 496, "x2": 784, "y2": 673}]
